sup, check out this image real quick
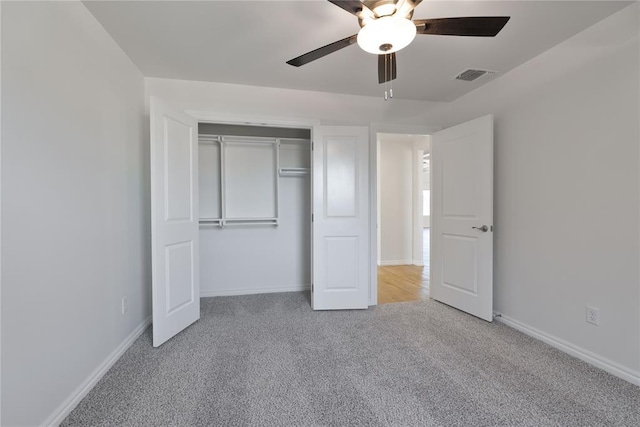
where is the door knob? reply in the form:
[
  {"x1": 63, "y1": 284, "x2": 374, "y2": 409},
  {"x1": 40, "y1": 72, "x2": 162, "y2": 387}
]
[{"x1": 472, "y1": 225, "x2": 489, "y2": 232}]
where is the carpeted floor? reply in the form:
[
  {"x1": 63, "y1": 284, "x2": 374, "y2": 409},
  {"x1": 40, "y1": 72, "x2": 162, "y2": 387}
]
[{"x1": 62, "y1": 292, "x2": 640, "y2": 426}]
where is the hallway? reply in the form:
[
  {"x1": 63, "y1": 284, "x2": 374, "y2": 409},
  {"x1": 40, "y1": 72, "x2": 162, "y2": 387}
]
[{"x1": 378, "y1": 229, "x2": 430, "y2": 304}]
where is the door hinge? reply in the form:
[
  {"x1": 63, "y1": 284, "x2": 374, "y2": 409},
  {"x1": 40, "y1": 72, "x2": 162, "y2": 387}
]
[
  {"x1": 311, "y1": 142, "x2": 314, "y2": 150},
  {"x1": 311, "y1": 283, "x2": 314, "y2": 292},
  {"x1": 491, "y1": 225, "x2": 494, "y2": 232},
  {"x1": 311, "y1": 213, "x2": 314, "y2": 222}
]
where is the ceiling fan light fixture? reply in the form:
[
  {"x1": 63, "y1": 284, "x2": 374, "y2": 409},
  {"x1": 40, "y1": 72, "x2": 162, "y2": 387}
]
[{"x1": 357, "y1": 16, "x2": 417, "y2": 55}]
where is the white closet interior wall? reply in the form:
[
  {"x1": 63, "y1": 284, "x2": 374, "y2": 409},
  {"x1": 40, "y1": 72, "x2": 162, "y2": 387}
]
[{"x1": 198, "y1": 123, "x2": 311, "y2": 296}]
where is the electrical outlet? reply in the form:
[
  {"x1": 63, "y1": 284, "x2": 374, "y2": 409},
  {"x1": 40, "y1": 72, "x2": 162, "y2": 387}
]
[
  {"x1": 121, "y1": 297, "x2": 128, "y2": 315},
  {"x1": 586, "y1": 305, "x2": 600, "y2": 326}
]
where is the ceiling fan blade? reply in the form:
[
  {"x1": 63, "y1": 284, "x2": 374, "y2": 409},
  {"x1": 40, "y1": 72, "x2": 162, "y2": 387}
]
[
  {"x1": 378, "y1": 52, "x2": 397, "y2": 84},
  {"x1": 286, "y1": 35, "x2": 358, "y2": 67},
  {"x1": 414, "y1": 17, "x2": 510, "y2": 37},
  {"x1": 327, "y1": 1, "x2": 367, "y2": 16}
]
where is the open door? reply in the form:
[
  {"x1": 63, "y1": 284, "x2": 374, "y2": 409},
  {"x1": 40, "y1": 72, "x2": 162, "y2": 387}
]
[
  {"x1": 312, "y1": 126, "x2": 369, "y2": 310},
  {"x1": 150, "y1": 97, "x2": 200, "y2": 346},
  {"x1": 431, "y1": 115, "x2": 493, "y2": 321}
]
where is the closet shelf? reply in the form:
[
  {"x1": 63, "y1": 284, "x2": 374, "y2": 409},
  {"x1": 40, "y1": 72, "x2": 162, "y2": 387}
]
[
  {"x1": 224, "y1": 220, "x2": 278, "y2": 227},
  {"x1": 199, "y1": 218, "x2": 278, "y2": 227},
  {"x1": 279, "y1": 167, "x2": 310, "y2": 177},
  {"x1": 199, "y1": 218, "x2": 222, "y2": 224}
]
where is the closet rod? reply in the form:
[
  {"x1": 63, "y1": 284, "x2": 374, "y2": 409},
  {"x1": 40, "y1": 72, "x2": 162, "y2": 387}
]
[
  {"x1": 199, "y1": 218, "x2": 222, "y2": 221},
  {"x1": 279, "y1": 168, "x2": 310, "y2": 176},
  {"x1": 224, "y1": 217, "x2": 278, "y2": 222},
  {"x1": 278, "y1": 137, "x2": 311, "y2": 142},
  {"x1": 205, "y1": 135, "x2": 278, "y2": 142},
  {"x1": 222, "y1": 140, "x2": 278, "y2": 146},
  {"x1": 199, "y1": 135, "x2": 308, "y2": 140},
  {"x1": 223, "y1": 221, "x2": 278, "y2": 227}
]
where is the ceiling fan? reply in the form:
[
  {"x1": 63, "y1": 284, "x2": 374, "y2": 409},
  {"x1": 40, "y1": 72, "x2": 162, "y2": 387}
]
[{"x1": 286, "y1": 0, "x2": 510, "y2": 96}]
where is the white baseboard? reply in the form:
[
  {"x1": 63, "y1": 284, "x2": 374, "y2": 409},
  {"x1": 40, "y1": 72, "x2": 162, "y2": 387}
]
[
  {"x1": 200, "y1": 285, "x2": 310, "y2": 298},
  {"x1": 378, "y1": 260, "x2": 414, "y2": 266},
  {"x1": 43, "y1": 317, "x2": 152, "y2": 426},
  {"x1": 495, "y1": 313, "x2": 640, "y2": 386},
  {"x1": 413, "y1": 260, "x2": 424, "y2": 266}
]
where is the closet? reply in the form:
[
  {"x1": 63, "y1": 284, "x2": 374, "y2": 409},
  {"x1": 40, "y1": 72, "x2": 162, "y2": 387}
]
[
  {"x1": 150, "y1": 97, "x2": 370, "y2": 346},
  {"x1": 197, "y1": 123, "x2": 311, "y2": 296}
]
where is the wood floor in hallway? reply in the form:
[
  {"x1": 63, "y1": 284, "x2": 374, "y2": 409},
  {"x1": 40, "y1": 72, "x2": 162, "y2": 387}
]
[
  {"x1": 378, "y1": 265, "x2": 429, "y2": 304},
  {"x1": 378, "y1": 228, "x2": 430, "y2": 304}
]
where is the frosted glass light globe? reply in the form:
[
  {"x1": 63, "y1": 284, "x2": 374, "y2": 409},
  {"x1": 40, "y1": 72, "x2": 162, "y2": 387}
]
[{"x1": 357, "y1": 16, "x2": 417, "y2": 55}]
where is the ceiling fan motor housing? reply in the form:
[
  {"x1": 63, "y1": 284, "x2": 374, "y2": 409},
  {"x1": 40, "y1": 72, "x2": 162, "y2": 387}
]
[
  {"x1": 368, "y1": 0, "x2": 397, "y2": 17},
  {"x1": 359, "y1": 0, "x2": 414, "y2": 27}
]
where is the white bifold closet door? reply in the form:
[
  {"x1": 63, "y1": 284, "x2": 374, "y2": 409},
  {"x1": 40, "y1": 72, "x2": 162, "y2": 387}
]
[
  {"x1": 150, "y1": 97, "x2": 200, "y2": 347},
  {"x1": 312, "y1": 126, "x2": 370, "y2": 310}
]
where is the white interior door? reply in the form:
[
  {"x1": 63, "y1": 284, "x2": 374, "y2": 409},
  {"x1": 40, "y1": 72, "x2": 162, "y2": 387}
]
[
  {"x1": 313, "y1": 126, "x2": 369, "y2": 310},
  {"x1": 150, "y1": 97, "x2": 200, "y2": 346},
  {"x1": 431, "y1": 115, "x2": 493, "y2": 321}
]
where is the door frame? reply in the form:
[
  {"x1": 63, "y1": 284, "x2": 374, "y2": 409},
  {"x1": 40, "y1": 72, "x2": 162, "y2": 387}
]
[
  {"x1": 412, "y1": 140, "x2": 430, "y2": 267},
  {"x1": 185, "y1": 110, "x2": 322, "y2": 301},
  {"x1": 369, "y1": 123, "x2": 440, "y2": 305}
]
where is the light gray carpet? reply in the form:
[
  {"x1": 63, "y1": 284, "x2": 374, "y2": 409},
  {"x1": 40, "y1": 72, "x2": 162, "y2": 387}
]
[{"x1": 62, "y1": 292, "x2": 640, "y2": 426}]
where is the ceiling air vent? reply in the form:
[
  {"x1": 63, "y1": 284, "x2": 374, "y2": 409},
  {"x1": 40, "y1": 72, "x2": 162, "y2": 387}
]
[{"x1": 455, "y1": 69, "x2": 497, "y2": 82}]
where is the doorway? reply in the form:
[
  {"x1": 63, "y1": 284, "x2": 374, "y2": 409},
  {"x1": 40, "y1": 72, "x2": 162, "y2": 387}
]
[
  {"x1": 376, "y1": 133, "x2": 430, "y2": 304},
  {"x1": 197, "y1": 123, "x2": 312, "y2": 298}
]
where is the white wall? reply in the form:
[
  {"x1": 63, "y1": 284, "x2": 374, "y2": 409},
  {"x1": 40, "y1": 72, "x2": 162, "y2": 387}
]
[
  {"x1": 442, "y1": 4, "x2": 640, "y2": 380},
  {"x1": 146, "y1": 77, "x2": 444, "y2": 127},
  {"x1": 378, "y1": 136, "x2": 414, "y2": 265},
  {"x1": 200, "y1": 179, "x2": 311, "y2": 295},
  {"x1": 1, "y1": 2, "x2": 148, "y2": 425}
]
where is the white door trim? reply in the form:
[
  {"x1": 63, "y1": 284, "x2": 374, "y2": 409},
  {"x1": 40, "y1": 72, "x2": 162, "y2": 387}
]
[
  {"x1": 186, "y1": 110, "x2": 320, "y2": 130},
  {"x1": 412, "y1": 139, "x2": 430, "y2": 267}
]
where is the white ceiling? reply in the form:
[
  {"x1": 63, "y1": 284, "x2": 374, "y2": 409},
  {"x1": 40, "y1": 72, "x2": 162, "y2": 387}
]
[{"x1": 83, "y1": 0, "x2": 631, "y2": 102}]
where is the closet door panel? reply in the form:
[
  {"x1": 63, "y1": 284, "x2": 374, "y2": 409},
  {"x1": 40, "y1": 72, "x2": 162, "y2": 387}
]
[
  {"x1": 150, "y1": 97, "x2": 200, "y2": 347},
  {"x1": 313, "y1": 126, "x2": 369, "y2": 310}
]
